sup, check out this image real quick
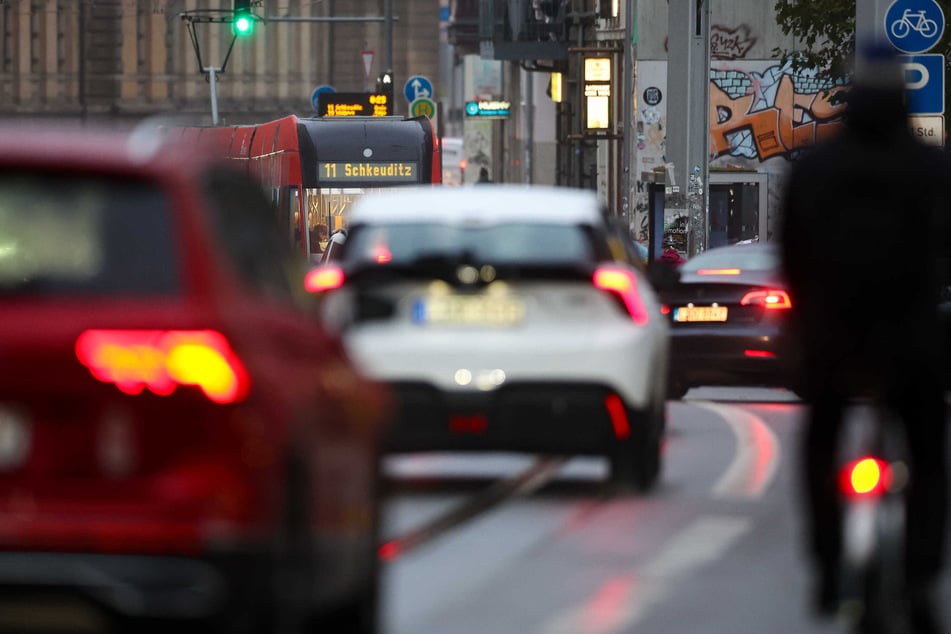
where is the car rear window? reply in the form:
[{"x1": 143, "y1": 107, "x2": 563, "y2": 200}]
[
  {"x1": 684, "y1": 248, "x2": 777, "y2": 272},
  {"x1": 345, "y1": 222, "x2": 597, "y2": 265},
  {"x1": 0, "y1": 171, "x2": 179, "y2": 295}
]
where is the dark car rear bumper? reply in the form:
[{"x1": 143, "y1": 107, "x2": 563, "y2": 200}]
[
  {"x1": 668, "y1": 327, "x2": 796, "y2": 388},
  {"x1": 0, "y1": 550, "x2": 268, "y2": 623},
  {"x1": 382, "y1": 382, "x2": 648, "y2": 454}
]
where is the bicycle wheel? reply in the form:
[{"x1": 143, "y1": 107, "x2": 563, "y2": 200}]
[
  {"x1": 921, "y1": 18, "x2": 939, "y2": 38},
  {"x1": 890, "y1": 19, "x2": 911, "y2": 39},
  {"x1": 856, "y1": 491, "x2": 908, "y2": 633}
]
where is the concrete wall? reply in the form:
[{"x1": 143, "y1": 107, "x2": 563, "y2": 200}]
[{"x1": 636, "y1": 0, "x2": 801, "y2": 62}]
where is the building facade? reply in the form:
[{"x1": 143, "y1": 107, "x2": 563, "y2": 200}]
[{"x1": 0, "y1": 0, "x2": 441, "y2": 124}]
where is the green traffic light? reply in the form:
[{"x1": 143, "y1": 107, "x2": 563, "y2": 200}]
[{"x1": 234, "y1": 14, "x2": 253, "y2": 36}]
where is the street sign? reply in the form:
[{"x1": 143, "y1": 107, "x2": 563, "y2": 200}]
[
  {"x1": 908, "y1": 115, "x2": 944, "y2": 145},
  {"x1": 885, "y1": 0, "x2": 945, "y2": 53},
  {"x1": 361, "y1": 50, "x2": 374, "y2": 81},
  {"x1": 901, "y1": 53, "x2": 945, "y2": 114},
  {"x1": 404, "y1": 75, "x2": 433, "y2": 103},
  {"x1": 311, "y1": 85, "x2": 335, "y2": 112},
  {"x1": 409, "y1": 97, "x2": 436, "y2": 119},
  {"x1": 464, "y1": 100, "x2": 511, "y2": 119},
  {"x1": 317, "y1": 92, "x2": 391, "y2": 117}
]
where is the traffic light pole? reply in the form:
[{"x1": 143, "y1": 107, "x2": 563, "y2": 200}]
[
  {"x1": 179, "y1": 8, "x2": 399, "y2": 126},
  {"x1": 179, "y1": 10, "x2": 240, "y2": 125},
  {"x1": 207, "y1": 67, "x2": 221, "y2": 125}
]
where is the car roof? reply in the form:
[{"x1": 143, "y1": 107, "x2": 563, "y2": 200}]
[
  {"x1": 0, "y1": 121, "x2": 224, "y2": 175},
  {"x1": 347, "y1": 184, "x2": 604, "y2": 226},
  {"x1": 686, "y1": 242, "x2": 776, "y2": 259}
]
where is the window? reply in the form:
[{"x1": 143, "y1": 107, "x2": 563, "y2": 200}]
[
  {"x1": 0, "y1": 171, "x2": 179, "y2": 295},
  {"x1": 201, "y1": 167, "x2": 298, "y2": 301},
  {"x1": 345, "y1": 222, "x2": 597, "y2": 265}
]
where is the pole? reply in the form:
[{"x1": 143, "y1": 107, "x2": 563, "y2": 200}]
[
  {"x1": 206, "y1": 66, "x2": 220, "y2": 125},
  {"x1": 856, "y1": 0, "x2": 889, "y2": 73},
  {"x1": 665, "y1": 0, "x2": 710, "y2": 256},
  {"x1": 526, "y1": 70, "x2": 534, "y2": 184},
  {"x1": 620, "y1": 0, "x2": 636, "y2": 230},
  {"x1": 79, "y1": 1, "x2": 87, "y2": 122},
  {"x1": 384, "y1": 0, "x2": 394, "y2": 73}
]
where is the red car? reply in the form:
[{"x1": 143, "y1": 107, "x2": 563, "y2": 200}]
[{"x1": 0, "y1": 124, "x2": 388, "y2": 633}]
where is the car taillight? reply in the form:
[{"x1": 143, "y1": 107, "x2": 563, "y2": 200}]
[
  {"x1": 840, "y1": 456, "x2": 890, "y2": 499},
  {"x1": 373, "y1": 244, "x2": 393, "y2": 264},
  {"x1": 740, "y1": 289, "x2": 792, "y2": 310},
  {"x1": 593, "y1": 267, "x2": 649, "y2": 325},
  {"x1": 304, "y1": 266, "x2": 345, "y2": 293},
  {"x1": 697, "y1": 268, "x2": 741, "y2": 275},
  {"x1": 75, "y1": 330, "x2": 250, "y2": 404}
]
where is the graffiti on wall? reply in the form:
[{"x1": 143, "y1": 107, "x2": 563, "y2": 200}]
[
  {"x1": 711, "y1": 25, "x2": 757, "y2": 60},
  {"x1": 710, "y1": 58, "x2": 848, "y2": 162}
]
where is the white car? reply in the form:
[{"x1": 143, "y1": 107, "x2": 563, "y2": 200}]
[{"x1": 307, "y1": 185, "x2": 670, "y2": 491}]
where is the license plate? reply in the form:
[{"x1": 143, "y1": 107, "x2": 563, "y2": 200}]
[
  {"x1": 673, "y1": 305, "x2": 728, "y2": 322},
  {"x1": 414, "y1": 295, "x2": 525, "y2": 326}
]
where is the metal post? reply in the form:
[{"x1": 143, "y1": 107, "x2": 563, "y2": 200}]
[
  {"x1": 666, "y1": 0, "x2": 710, "y2": 256},
  {"x1": 206, "y1": 66, "x2": 220, "y2": 125},
  {"x1": 79, "y1": 1, "x2": 87, "y2": 122},
  {"x1": 526, "y1": 70, "x2": 534, "y2": 184},
  {"x1": 620, "y1": 0, "x2": 636, "y2": 230},
  {"x1": 856, "y1": 0, "x2": 889, "y2": 72},
  {"x1": 384, "y1": 0, "x2": 394, "y2": 74},
  {"x1": 328, "y1": 0, "x2": 336, "y2": 87}
]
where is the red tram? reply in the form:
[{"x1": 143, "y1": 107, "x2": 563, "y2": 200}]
[{"x1": 170, "y1": 114, "x2": 441, "y2": 261}]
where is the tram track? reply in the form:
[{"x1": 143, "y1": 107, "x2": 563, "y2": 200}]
[{"x1": 378, "y1": 456, "x2": 568, "y2": 561}]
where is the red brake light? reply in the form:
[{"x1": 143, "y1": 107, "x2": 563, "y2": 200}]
[
  {"x1": 604, "y1": 393, "x2": 631, "y2": 439},
  {"x1": 304, "y1": 266, "x2": 345, "y2": 293},
  {"x1": 75, "y1": 330, "x2": 250, "y2": 404},
  {"x1": 697, "y1": 268, "x2": 741, "y2": 275},
  {"x1": 740, "y1": 289, "x2": 792, "y2": 310},
  {"x1": 373, "y1": 244, "x2": 393, "y2": 264},
  {"x1": 840, "y1": 457, "x2": 890, "y2": 498},
  {"x1": 593, "y1": 267, "x2": 649, "y2": 325}
]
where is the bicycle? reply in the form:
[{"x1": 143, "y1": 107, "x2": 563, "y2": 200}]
[
  {"x1": 836, "y1": 403, "x2": 911, "y2": 634},
  {"x1": 889, "y1": 9, "x2": 939, "y2": 40}
]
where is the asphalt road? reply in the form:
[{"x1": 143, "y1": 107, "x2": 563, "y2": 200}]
[{"x1": 379, "y1": 387, "x2": 951, "y2": 634}]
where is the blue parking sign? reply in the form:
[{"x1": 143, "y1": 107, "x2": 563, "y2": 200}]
[
  {"x1": 885, "y1": 0, "x2": 945, "y2": 53},
  {"x1": 901, "y1": 54, "x2": 945, "y2": 115}
]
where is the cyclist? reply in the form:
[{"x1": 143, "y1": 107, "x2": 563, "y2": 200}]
[{"x1": 780, "y1": 42, "x2": 950, "y2": 633}]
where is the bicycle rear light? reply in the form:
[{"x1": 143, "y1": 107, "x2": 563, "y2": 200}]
[{"x1": 840, "y1": 456, "x2": 891, "y2": 498}]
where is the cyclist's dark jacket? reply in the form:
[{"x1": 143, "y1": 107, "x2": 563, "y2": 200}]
[
  {"x1": 780, "y1": 84, "x2": 950, "y2": 388},
  {"x1": 780, "y1": 77, "x2": 951, "y2": 589}
]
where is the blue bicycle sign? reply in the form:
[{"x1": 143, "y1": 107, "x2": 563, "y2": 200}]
[
  {"x1": 891, "y1": 9, "x2": 939, "y2": 39},
  {"x1": 885, "y1": 0, "x2": 945, "y2": 53}
]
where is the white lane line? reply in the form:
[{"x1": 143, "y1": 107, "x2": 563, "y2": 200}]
[
  {"x1": 692, "y1": 400, "x2": 781, "y2": 500},
  {"x1": 541, "y1": 515, "x2": 751, "y2": 634}
]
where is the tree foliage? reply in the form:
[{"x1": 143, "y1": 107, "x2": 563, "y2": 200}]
[{"x1": 773, "y1": 0, "x2": 951, "y2": 84}]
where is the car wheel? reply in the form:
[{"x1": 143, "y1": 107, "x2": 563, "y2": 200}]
[
  {"x1": 312, "y1": 577, "x2": 379, "y2": 634},
  {"x1": 263, "y1": 456, "x2": 316, "y2": 634},
  {"x1": 609, "y1": 402, "x2": 662, "y2": 494},
  {"x1": 307, "y1": 452, "x2": 382, "y2": 634}
]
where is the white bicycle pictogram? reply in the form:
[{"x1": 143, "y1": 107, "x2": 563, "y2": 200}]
[{"x1": 890, "y1": 9, "x2": 939, "y2": 39}]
